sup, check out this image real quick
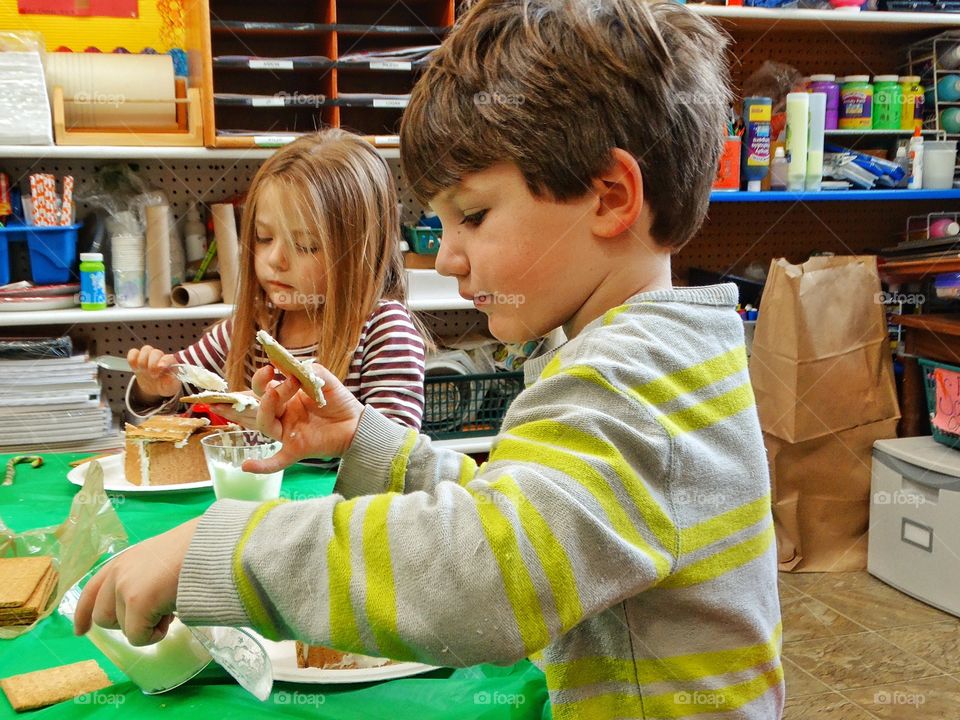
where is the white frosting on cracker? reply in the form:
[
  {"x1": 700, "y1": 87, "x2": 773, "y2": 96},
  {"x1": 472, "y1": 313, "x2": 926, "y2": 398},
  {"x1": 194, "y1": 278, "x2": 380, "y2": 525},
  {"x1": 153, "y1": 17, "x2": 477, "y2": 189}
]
[
  {"x1": 176, "y1": 364, "x2": 228, "y2": 392},
  {"x1": 181, "y1": 391, "x2": 260, "y2": 411}
]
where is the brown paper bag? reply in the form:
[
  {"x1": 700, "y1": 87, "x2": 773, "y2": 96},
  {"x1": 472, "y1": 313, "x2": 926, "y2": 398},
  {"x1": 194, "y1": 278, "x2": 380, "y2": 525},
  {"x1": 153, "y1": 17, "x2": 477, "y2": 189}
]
[
  {"x1": 750, "y1": 256, "x2": 900, "y2": 571},
  {"x1": 766, "y1": 418, "x2": 899, "y2": 572},
  {"x1": 751, "y1": 256, "x2": 899, "y2": 443}
]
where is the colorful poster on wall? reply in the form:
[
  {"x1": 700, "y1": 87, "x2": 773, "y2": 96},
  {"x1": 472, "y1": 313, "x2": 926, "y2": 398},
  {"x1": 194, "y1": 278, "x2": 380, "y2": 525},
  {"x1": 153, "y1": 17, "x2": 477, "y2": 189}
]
[{"x1": 17, "y1": 0, "x2": 138, "y2": 18}]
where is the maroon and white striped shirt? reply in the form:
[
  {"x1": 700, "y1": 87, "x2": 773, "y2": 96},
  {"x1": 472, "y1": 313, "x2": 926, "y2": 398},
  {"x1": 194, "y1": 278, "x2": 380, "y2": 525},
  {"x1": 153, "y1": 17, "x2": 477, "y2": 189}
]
[{"x1": 173, "y1": 299, "x2": 426, "y2": 430}]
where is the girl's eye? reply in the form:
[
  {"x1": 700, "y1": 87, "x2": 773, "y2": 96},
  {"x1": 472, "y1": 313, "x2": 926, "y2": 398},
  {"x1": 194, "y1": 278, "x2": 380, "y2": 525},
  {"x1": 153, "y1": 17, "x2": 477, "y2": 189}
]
[
  {"x1": 460, "y1": 209, "x2": 488, "y2": 227},
  {"x1": 255, "y1": 236, "x2": 271, "y2": 245},
  {"x1": 295, "y1": 243, "x2": 321, "y2": 255}
]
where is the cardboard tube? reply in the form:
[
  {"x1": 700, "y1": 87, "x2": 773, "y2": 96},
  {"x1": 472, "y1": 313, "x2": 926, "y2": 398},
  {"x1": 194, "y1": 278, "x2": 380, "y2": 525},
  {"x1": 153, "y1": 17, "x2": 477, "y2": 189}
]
[
  {"x1": 212, "y1": 203, "x2": 239, "y2": 304},
  {"x1": 146, "y1": 205, "x2": 171, "y2": 307},
  {"x1": 171, "y1": 280, "x2": 222, "y2": 307}
]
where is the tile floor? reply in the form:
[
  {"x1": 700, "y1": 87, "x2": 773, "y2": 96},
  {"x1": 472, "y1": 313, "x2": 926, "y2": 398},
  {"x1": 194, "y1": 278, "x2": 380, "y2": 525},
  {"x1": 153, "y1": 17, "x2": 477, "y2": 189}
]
[{"x1": 780, "y1": 571, "x2": 960, "y2": 718}]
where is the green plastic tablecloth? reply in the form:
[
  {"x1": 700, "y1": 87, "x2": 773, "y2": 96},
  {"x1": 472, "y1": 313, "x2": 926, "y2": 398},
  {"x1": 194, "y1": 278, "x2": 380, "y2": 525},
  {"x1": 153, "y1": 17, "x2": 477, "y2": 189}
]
[{"x1": 0, "y1": 452, "x2": 549, "y2": 719}]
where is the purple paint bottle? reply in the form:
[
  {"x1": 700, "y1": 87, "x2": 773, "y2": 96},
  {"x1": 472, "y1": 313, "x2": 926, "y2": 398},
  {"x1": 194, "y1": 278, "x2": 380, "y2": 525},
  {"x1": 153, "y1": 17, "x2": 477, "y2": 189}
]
[{"x1": 809, "y1": 74, "x2": 840, "y2": 130}]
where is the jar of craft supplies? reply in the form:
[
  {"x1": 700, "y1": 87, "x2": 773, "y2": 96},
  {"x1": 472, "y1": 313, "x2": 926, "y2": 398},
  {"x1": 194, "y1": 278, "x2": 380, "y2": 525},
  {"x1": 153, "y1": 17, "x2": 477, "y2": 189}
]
[{"x1": 839, "y1": 75, "x2": 873, "y2": 129}]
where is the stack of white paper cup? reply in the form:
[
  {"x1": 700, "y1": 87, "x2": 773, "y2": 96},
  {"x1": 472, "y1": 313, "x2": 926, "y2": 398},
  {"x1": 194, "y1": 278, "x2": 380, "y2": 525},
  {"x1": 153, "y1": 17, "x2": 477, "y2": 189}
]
[{"x1": 111, "y1": 232, "x2": 146, "y2": 308}]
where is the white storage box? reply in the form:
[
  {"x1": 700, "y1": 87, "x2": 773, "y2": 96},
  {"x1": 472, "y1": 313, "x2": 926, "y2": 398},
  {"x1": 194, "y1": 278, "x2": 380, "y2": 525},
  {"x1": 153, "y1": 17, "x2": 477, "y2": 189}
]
[{"x1": 868, "y1": 436, "x2": 960, "y2": 617}]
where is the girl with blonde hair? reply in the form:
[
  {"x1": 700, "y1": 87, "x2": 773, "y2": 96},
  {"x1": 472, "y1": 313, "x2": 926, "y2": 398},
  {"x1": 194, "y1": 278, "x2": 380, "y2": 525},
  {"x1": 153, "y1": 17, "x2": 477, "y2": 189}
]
[{"x1": 127, "y1": 129, "x2": 426, "y2": 430}]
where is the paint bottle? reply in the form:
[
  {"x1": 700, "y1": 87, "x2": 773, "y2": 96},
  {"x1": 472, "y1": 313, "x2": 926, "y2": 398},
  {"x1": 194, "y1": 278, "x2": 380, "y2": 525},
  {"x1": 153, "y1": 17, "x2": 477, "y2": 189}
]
[
  {"x1": 786, "y1": 92, "x2": 810, "y2": 192},
  {"x1": 899, "y1": 76, "x2": 925, "y2": 132},
  {"x1": 942, "y1": 107, "x2": 960, "y2": 134},
  {"x1": 742, "y1": 97, "x2": 772, "y2": 192},
  {"x1": 808, "y1": 74, "x2": 840, "y2": 130},
  {"x1": 938, "y1": 42, "x2": 960, "y2": 70},
  {"x1": 930, "y1": 218, "x2": 960, "y2": 238},
  {"x1": 908, "y1": 127, "x2": 924, "y2": 190},
  {"x1": 806, "y1": 92, "x2": 827, "y2": 192},
  {"x1": 769, "y1": 146, "x2": 788, "y2": 190},
  {"x1": 937, "y1": 75, "x2": 960, "y2": 103},
  {"x1": 80, "y1": 252, "x2": 107, "y2": 310},
  {"x1": 839, "y1": 75, "x2": 873, "y2": 129},
  {"x1": 872, "y1": 75, "x2": 902, "y2": 129}
]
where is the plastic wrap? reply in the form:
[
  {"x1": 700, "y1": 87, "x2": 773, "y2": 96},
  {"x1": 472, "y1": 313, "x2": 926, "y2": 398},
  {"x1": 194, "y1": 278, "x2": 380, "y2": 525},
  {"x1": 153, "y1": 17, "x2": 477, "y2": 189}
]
[
  {"x1": 0, "y1": 461, "x2": 128, "y2": 639},
  {"x1": 0, "y1": 335, "x2": 72, "y2": 360}
]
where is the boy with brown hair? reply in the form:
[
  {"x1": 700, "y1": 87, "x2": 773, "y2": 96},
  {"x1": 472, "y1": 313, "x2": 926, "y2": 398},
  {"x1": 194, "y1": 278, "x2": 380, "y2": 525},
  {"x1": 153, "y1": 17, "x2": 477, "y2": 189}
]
[{"x1": 76, "y1": 2, "x2": 784, "y2": 717}]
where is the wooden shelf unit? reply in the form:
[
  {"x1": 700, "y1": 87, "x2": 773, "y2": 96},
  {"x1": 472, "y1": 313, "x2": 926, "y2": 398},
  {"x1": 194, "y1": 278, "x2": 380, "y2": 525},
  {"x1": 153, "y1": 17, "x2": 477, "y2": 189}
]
[
  {"x1": 192, "y1": 0, "x2": 454, "y2": 148},
  {"x1": 675, "y1": 9, "x2": 960, "y2": 284}
]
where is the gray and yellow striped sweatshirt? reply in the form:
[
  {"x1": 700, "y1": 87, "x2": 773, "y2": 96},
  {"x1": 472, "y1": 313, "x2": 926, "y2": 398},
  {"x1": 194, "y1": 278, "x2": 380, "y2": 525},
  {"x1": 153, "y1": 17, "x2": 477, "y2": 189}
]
[{"x1": 178, "y1": 283, "x2": 784, "y2": 719}]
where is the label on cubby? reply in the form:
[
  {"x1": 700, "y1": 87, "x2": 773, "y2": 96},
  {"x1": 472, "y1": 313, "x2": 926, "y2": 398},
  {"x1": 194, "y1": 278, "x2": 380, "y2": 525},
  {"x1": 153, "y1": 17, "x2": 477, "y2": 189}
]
[
  {"x1": 249, "y1": 59, "x2": 294, "y2": 70},
  {"x1": 254, "y1": 136, "x2": 297, "y2": 147},
  {"x1": 373, "y1": 135, "x2": 400, "y2": 145},
  {"x1": 252, "y1": 97, "x2": 285, "y2": 107},
  {"x1": 373, "y1": 99, "x2": 409, "y2": 108},
  {"x1": 369, "y1": 61, "x2": 412, "y2": 71}
]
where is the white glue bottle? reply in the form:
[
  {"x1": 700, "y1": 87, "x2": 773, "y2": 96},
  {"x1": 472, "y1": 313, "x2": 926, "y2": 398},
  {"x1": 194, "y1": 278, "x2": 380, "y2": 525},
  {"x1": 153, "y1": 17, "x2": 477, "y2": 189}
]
[{"x1": 908, "y1": 127, "x2": 924, "y2": 190}]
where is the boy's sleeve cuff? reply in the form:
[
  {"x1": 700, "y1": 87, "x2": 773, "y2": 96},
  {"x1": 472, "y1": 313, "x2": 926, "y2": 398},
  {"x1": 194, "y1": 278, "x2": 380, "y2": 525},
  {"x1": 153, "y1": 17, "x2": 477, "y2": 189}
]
[
  {"x1": 176, "y1": 500, "x2": 260, "y2": 626},
  {"x1": 336, "y1": 406, "x2": 413, "y2": 498}
]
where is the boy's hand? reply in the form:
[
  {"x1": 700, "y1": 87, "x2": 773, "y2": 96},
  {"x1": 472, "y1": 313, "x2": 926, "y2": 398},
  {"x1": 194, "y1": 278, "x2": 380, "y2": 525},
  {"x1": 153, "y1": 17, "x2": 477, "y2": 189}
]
[
  {"x1": 73, "y1": 518, "x2": 200, "y2": 646},
  {"x1": 128, "y1": 345, "x2": 181, "y2": 400},
  {"x1": 216, "y1": 363, "x2": 363, "y2": 473}
]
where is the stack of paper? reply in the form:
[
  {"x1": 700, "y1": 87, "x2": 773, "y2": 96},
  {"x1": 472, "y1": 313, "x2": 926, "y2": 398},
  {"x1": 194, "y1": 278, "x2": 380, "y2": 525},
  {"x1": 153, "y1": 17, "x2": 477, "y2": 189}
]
[{"x1": 0, "y1": 344, "x2": 115, "y2": 452}]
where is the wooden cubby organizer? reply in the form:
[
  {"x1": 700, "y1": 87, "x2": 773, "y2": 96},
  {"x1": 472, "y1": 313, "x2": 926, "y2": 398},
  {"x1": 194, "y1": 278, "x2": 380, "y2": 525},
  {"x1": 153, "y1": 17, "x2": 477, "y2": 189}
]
[{"x1": 191, "y1": 0, "x2": 454, "y2": 148}]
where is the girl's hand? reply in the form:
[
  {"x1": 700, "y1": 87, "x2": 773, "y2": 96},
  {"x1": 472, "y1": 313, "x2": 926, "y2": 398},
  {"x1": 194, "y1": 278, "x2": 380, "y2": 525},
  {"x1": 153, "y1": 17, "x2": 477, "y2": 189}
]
[
  {"x1": 128, "y1": 345, "x2": 181, "y2": 401},
  {"x1": 73, "y1": 518, "x2": 200, "y2": 646},
  {"x1": 215, "y1": 363, "x2": 363, "y2": 473}
]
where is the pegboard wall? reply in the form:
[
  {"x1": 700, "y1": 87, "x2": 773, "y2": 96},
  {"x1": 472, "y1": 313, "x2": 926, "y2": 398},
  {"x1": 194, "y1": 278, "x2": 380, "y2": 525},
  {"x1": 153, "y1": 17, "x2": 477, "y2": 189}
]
[{"x1": 723, "y1": 26, "x2": 935, "y2": 94}]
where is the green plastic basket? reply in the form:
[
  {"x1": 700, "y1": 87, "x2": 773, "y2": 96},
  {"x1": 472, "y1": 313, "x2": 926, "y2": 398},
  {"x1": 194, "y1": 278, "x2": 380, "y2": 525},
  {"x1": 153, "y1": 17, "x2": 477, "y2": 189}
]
[
  {"x1": 423, "y1": 371, "x2": 524, "y2": 439},
  {"x1": 917, "y1": 357, "x2": 960, "y2": 449},
  {"x1": 402, "y1": 225, "x2": 442, "y2": 255}
]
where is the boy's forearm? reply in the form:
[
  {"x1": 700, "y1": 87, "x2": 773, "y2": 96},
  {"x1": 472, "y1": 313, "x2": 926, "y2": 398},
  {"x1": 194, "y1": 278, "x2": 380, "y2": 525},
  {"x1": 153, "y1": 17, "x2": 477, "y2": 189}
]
[{"x1": 336, "y1": 406, "x2": 474, "y2": 498}]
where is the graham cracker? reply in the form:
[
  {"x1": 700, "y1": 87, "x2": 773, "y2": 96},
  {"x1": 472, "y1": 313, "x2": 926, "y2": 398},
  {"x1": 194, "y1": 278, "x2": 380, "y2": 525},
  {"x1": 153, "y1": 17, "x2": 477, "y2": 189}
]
[
  {"x1": 256, "y1": 330, "x2": 326, "y2": 405},
  {"x1": 124, "y1": 415, "x2": 210, "y2": 443},
  {"x1": 0, "y1": 567, "x2": 59, "y2": 625},
  {"x1": 1, "y1": 660, "x2": 111, "y2": 712},
  {"x1": 0, "y1": 557, "x2": 52, "y2": 609}
]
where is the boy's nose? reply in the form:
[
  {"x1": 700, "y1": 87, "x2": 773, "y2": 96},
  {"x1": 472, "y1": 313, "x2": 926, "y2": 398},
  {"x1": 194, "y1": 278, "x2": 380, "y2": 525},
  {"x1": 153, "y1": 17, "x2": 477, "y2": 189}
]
[{"x1": 435, "y1": 235, "x2": 468, "y2": 278}]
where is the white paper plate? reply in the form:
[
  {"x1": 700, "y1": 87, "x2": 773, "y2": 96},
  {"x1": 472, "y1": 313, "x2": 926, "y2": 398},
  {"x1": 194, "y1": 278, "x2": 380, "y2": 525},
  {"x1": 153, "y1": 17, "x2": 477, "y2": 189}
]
[
  {"x1": 0, "y1": 295, "x2": 78, "y2": 311},
  {"x1": 66, "y1": 453, "x2": 213, "y2": 493},
  {"x1": 251, "y1": 633, "x2": 439, "y2": 684}
]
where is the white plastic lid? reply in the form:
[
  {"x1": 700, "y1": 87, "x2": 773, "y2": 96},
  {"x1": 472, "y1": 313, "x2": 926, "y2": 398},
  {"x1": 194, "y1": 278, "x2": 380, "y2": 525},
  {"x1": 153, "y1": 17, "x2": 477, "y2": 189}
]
[
  {"x1": 809, "y1": 74, "x2": 836, "y2": 82},
  {"x1": 874, "y1": 75, "x2": 899, "y2": 83},
  {"x1": 774, "y1": 146, "x2": 786, "y2": 158},
  {"x1": 844, "y1": 75, "x2": 870, "y2": 83},
  {"x1": 747, "y1": 180, "x2": 762, "y2": 192},
  {"x1": 80, "y1": 253, "x2": 103, "y2": 262},
  {"x1": 900, "y1": 75, "x2": 921, "y2": 83}
]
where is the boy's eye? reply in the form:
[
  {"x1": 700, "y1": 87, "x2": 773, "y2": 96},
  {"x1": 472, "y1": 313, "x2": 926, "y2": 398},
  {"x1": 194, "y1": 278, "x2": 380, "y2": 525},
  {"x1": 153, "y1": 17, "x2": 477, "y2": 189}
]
[{"x1": 460, "y1": 209, "x2": 488, "y2": 227}]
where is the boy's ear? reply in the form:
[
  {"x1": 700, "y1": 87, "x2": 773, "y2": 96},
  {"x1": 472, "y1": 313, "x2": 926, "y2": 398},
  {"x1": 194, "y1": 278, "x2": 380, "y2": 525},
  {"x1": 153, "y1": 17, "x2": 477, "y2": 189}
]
[{"x1": 590, "y1": 148, "x2": 644, "y2": 239}]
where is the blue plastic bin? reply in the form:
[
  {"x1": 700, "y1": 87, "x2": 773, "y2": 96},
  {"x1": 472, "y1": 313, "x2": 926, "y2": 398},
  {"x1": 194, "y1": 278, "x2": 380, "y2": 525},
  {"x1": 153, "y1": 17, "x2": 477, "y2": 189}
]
[{"x1": 0, "y1": 220, "x2": 81, "y2": 285}]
